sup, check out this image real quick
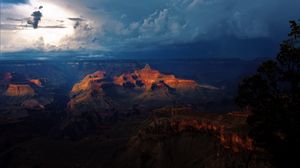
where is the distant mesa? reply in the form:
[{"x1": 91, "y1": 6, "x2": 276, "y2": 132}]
[
  {"x1": 0, "y1": 72, "x2": 54, "y2": 116},
  {"x1": 67, "y1": 65, "x2": 220, "y2": 114},
  {"x1": 68, "y1": 71, "x2": 113, "y2": 114},
  {"x1": 114, "y1": 64, "x2": 199, "y2": 91},
  {"x1": 29, "y1": 79, "x2": 42, "y2": 87},
  {"x1": 70, "y1": 71, "x2": 106, "y2": 96},
  {"x1": 1, "y1": 73, "x2": 43, "y2": 97},
  {"x1": 5, "y1": 84, "x2": 35, "y2": 97},
  {"x1": 63, "y1": 71, "x2": 114, "y2": 138}
]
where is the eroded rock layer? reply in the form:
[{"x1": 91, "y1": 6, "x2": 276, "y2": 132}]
[
  {"x1": 5, "y1": 84, "x2": 35, "y2": 97},
  {"x1": 114, "y1": 64, "x2": 199, "y2": 91}
]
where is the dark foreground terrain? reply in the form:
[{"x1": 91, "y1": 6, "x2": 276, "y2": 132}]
[{"x1": 0, "y1": 59, "x2": 273, "y2": 168}]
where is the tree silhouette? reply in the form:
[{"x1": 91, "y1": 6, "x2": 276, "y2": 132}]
[{"x1": 236, "y1": 20, "x2": 300, "y2": 168}]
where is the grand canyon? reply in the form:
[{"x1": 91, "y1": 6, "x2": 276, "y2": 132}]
[
  {"x1": 0, "y1": 59, "x2": 274, "y2": 168},
  {"x1": 1, "y1": 1, "x2": 299, "y2": 167}
]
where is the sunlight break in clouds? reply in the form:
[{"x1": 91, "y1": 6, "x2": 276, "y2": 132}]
[{"x1": 0, "y1": 0, "x2": 103, "y2": 52}]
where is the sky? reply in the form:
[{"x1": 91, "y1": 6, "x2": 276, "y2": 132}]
[{"x1": 0, "y1": 0, "x2": 300, "y2": 59}]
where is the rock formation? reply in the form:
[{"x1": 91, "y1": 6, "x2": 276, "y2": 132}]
[
  {"x1": 68, "y1": 71, "x2": 113, "y2": 116},
  {"x1": 22, "y1": 99, "x2": 45, "y2": 110},
  {"x1": 5, "y1": 84, "x2": 35, "y2": 97},
  {"x1": 136, "y1": 109, "x2": 253, "y2": 153},
  {"x1": 29, "y1": 79, "x2": 42, "y2": 87},
  {"x1": 70, "y1": 71, "x2": 106, "y2": 96},
  {"x1": 114, "y1": 64, "x2": 199, "y2": 91}
]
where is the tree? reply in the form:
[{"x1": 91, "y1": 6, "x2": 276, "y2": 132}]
[{"x1": 236, "y1": 20, "x2": 300, "y2": 168}]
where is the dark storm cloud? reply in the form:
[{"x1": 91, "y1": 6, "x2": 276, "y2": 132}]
[
  {"x1": 30, "y1": 10, "x2": 42, "y2": 29},
  {"x1": 68, "y1": 18, "x2": 86, "y2": 29},
  {"x1": 73, "y1": 21, "x2": 80, "y2": 29},
  {"x1": 39, "y1": 25, "x2": 66, "y2": 28},
  {"x1": 92, "y1": 0, "x2": 300, "y2": 57},
  {"x1": 68, "y1": 17, "x2": 85, "y2": 21},
  {"x1": 1, "y1": 0, "x2": 300, "y2": 58}
]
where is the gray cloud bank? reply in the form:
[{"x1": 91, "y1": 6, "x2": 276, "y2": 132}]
[{"x1": 1, "y1": 0, "x2": 300, "y2": 58}]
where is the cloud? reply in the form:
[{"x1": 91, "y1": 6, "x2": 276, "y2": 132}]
[
  {"x1": 29, "y1": 10, "x2": 42, "y2": 28},
  {"x1": 89, "y1": 0, "x2": 300, "y2": 52},
  {"x1": 6, "y1": 17, "x2": 26, "y2": 21},
  {"x1": 68, "y1": 17, "x2": 85, "y2": 21},
  {"x1": 68, "y1": 17, "x2": 86, "y2": 29},
  {"x1": 0, "y1": 0, "x2": 105, "y2": 52},
  {"x1": 1, "y1": 0, "x2": 300, "y2": 57}
]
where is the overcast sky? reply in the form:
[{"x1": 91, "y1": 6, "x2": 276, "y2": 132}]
[{"x1": 0, "y1": 0, "x2": 299, "y2": 59}]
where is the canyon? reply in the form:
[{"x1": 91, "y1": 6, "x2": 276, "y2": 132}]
[{"x1": 0, "y1": 60, "x2": 272, "y2": 168}]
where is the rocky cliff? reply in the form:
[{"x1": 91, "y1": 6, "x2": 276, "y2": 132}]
[
  {"x1": 114, "y1": 64, "x2": 199, "y2": 91},
  {"x1": 107, "y1": 109, "x2": 271, "y2": 168},
  {"x1": 68, "y1": 71, "x2": 114, "y2": 117},
  {"x1": 5, "y1": 84, "x2": 35, "y2": 97},
  {"x1": 29, "y1": 79, "x2": 42, "y2": 87},
  {"x1": 67, "y1": 65, "x2": 224, "y2": 115},
  {"x1": 0, "y1": 72, "x2": 52, "y2": 120},
  {"x1": 70, "y1": 71, "x2": 106, "y2": 96}
]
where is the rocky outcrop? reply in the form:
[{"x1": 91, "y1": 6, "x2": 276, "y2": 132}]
[
  {"x1": 29, "y1": 79, "x2": 42, "y2": 87},
  {"x1": 22, "y1": 99, "x2": 45, "y2": 110},
  {"x1": 0, "y1": 72, "x2": 54, "y2": 117},
  {"x1": 70, "y1": 71, "x2": 106, "y2": 96},
  {"x1": 66, "y1": 65, "x2": 222, "y2": 114},
  {"x1": 68, "y1": 71, "x2": 114, "y2": 117},
  {"x1": 114, "y1": 64, "x2": 200, "y2": 91},
  {"x1": 5, "y1": 84, "x2": 35, "y2": 97},
  {"x1": 62, "y1": 71, "x2": 116, "y2": 138},
  {"x1": 109, "y1": 109, "x2": 271, "y2": 168},
  {"x1": 137, "y1": 109, "x2": 253, "y2": 153}
]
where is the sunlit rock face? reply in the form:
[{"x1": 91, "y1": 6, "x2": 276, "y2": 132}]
[
  {"x1": 29, "y1": 79, "x2": 42, "y2": 87},
  {"x1": 114, "y1": 64, "x2": 199, "y2": 91},
  {"x1": 67, "y1": 64, "x2": 224, "y2": 117},
  {"x1": 68, "y1": 71, "x2": 113, "y2": 116},
  {"x1": 70, "y1": 71, "x2": 106, "y2": 96},
  {"x1": 2, "y1": 73, "x2": 38, "y2": 97},
  {"x1": 64, "y1": 71, "x2": 114, "y2": 138},
  {"x1": 0, "y1": 72, "x2": 53, "y2": 120},
  {"x1": 113, "y1": 64, "x2": 222, "y2": 109},
  {"x1": 5, "y1": 84, "x2": 35, "y2": 97}
]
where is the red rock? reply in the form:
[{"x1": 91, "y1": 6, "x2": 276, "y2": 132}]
[
  {"x1": 29, "y1": 79, "x2": 42, "y2": 87},
  {"x1": 68, "y1": 71, "x2": 112, "y2": 112},
  {"x1": 5, "y1": 84, "x2": 35, "y2": 97},
  {"x1": 138, "y1": 109, "x2": 253, "y2": 153},
  {"x1": 70, "y1": 71, "x2": 106, "y2": 95},
  {"x1": 114, "y1": 64, "x2": 199, "y2": 91}
]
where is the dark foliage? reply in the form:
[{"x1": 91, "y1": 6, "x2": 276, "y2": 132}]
[{"x1": 236, "y1": 20, "x2": 300, "y2": 167}]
